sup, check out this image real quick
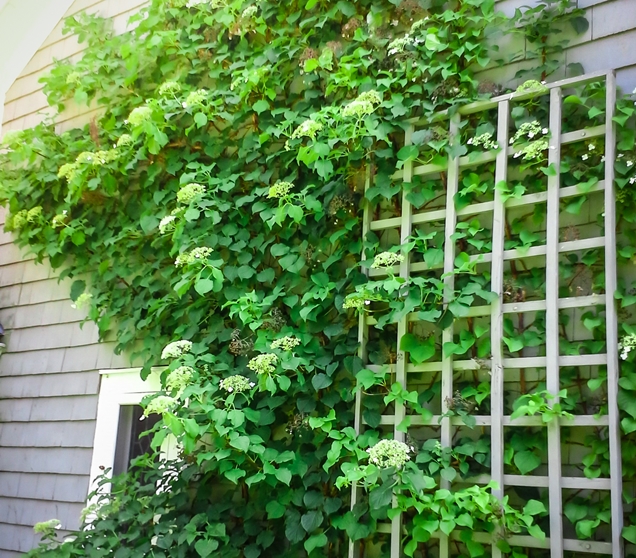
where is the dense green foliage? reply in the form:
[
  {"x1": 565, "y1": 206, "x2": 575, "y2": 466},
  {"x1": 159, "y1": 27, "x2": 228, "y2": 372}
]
[{"x1": 10, "y1": 0, "x2": 636, "y2": 556}]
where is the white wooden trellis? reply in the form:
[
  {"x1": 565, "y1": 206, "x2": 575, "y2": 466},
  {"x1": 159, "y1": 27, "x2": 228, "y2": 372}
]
[{"x1": 350, "y1": 71, "x2": 623, "y2": 558}]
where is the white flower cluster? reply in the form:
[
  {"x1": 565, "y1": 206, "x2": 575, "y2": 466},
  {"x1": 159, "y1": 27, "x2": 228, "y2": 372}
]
[
  {"x1": 183, "y1": 89, "x2": 208, "y2": 108},
  {"x1": 127, "y1": 106, "x2": 153, "y2": 126},
  {"x1": 116, "y1": 134, "x2": 134, "y2": 147},
  {"x1": 291, "y1": 119, "x2": 323, "y2": 140},
  {"x1": 343, "y1": 293, "x2": 370, "y2": 310},
  {"x1": 158, "y1": 81, "x2": 181, "y2": 97},
  {"x1": 220, "y1": 374, "x2": 255, "y2": 393},
  {"x1": 510, "y1": 121, "x2": 548, "y2": 145},
  {"x1": 242, "y1": 5, "x2": 257, "y2": 18},
  {"x1": 177, "y1": 183, "x2": 206, "y2": 204},
  {"x1": 271, "y1": 336, "x2": 301, "y2": 351},
  {"x1": 267, "y1": 181, "x2": 293, "y2": 199},
  {"x1": 342, "y1": 90, "x2": 382, "y2": 119},
  {"x1": 371, "y1": 251, "x2": 404, "y2": 269},
  {"x1": 387, "y1": 34, "x2": 422, "y2": 55},
  {"x1": 166, "y1": 366, "x2": 194, "y2": 392},
  {"x1": 513, "y1": 140, "x2": 548, "y2": 162},
  {"x1": 10, "y1": 210, "x2": 27, "y2": 230},
  {"x1": 467, "y1": 132, "x2": 498, "y2": 151},
  {"x1": 175, "y1": 246, "x2": 213, "y2": 267},
  {"x1": 366, "y1": 439, "x2": 413, "y2": 469},
  {"x1": 72, "y1": 292, "x2": 93, "y2": 310},
  {"x1": 58, "y1": 150, "x2": 120, "y2": 181},
  {"x1": 619, "y1": 333, "x2": 636, "y2": 360},
  {"x1": 159, "y1": 215, "x2": 177, "y2": 234},
  {"x1": 26, "y1": 206, "x2": 42, "y2": 222},
  {"x1": 52, "y1": 210, "x2": 69, "y2": 228},
  {"x1": 144, "y1": 395, "x2": 177, "y2": 416},
  {"x1": 33, "y1": 519, "x2": 61, "y2": 534},
  {"x1": 161, "y1": 340, "x2": 193, "y2": 360},
  {"x1": 247, "y1": 353, "x2": 278, "y2": 375}
]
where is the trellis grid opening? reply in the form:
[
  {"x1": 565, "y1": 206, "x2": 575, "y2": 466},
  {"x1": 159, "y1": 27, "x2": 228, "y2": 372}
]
[{"x1": 349, "y1": 71, "x2": 622, "y2": 558}]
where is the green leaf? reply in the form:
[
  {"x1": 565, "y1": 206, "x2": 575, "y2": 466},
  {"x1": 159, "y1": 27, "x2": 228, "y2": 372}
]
[
  {"x1": 194, "y1": 112, "x2": 208, "y2": 128},
  {"x1": 623, "y1": 525, "x2": 636, "y2": 544},
  {"x1": 397, "y1": 145, "x2": 419, "y2": 162},
  {"x1": 224, "y1": 468, "x2": 246, "y2": 484},
  {"x1": 304, "y1": 532, "x2": 328, "y2": 554},
  {"x1": 523, "y1": 499, "x2": 546, "y2": 516},
  {"x1": 195, "y1": 539, "x2": 219, "y2": 558},
  {"x1": 301, "y1": 510, "x2": 324, "y2": 533},
  {"x1": 195, "y1": 278, "x2": 215, "y2": 295},
  {"x1": 312, "y1": 373, "x2": 332, "y2": 390},
  {"x1": 369, "y1": 483, "x2": 393, "y2": 509},
  {"x1": 230, "y1": 435, "x2": 250, "y2": 453},
  {"x1": 70, "y1": 280, "x2": 86, "y2": 302},
  {"x1": 266, "y1": 501, "x2": 286, "y2": 519},
  {"x1": 503, "y1": 336, "x2": 524, "y2": 353},
  {"x1": 514, "y1": 450, "x2": 541, "y2": 474},
  {"x1": 253, "y1": 100, "x2": 270, "y2": 114},
  {"x1": 275, "y1": 468, "x2": 292, "y2": 485},
  {"x1": 400, "y1": 333, "x2": 435, "y2": 364}
]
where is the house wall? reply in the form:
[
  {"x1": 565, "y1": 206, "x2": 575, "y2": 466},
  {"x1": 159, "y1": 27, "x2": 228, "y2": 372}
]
[
  {"x1": 0, "y1": 0, "x2": 635, "y2": 555},
  {"x1": 0, "y1": 1, "x2": 145, "y2": 555}
]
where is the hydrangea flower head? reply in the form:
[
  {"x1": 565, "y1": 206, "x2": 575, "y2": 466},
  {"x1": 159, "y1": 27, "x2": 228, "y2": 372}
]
[
  {"x1": 127, "y1": 106, "x2": 153, "y2": 127},
  {"x1": 371, "y1": 251, "x2": 404, "y2": 269},
  {"x1": 619, "y1": 333, "x2": 636, "y2": 360},
  {"x1": 26, "y1": 206, "x2": 42, "y2": 222},
  {"x1": 271, "y1": 336, "x2": 301, "y2": 351},
  {"x1": 159, "y1": 215, "x2": 177, "y2": 234},
  {"x1": 247, "y1": 353, "x2": 278, "y2": 375},
  {"x1": 52, "y1": 211, "x2": 69, "y2": 228},
  {"x1": 177, "y1": 183, "x2": 206, "y2": 204},
  {"x1": 144, "y1": 395, "x2": 177, "y2": 416},
  {"x1": 161, "y1": 340, "x2": 193, "y2": 360},
  {"x1": 175, "y1": 246, "x2": 213, "y2": 267},
  {"x1": 220, "y1": 374, "x2": 255, "y2": 393},
  {"x1": 342, "y1": 100, "x2": 374, "y2": 119},
  {"x1": 9, "y1": 210, "x2": 28, "y2": 230},
  {"x1": 291, "y1": 119, "x2": 323, "y2": 140},
  {"x1": 58, "y1": 162, "x2": 79, "y2": 181},
  {"x1": 116, "y1": 134, "x2": 134, "y2": 148},
  {"x1": 166, "y1": 366, "x2": 194, "y2": 392},
  {"x1": 183, "y1": 89, "x2": 208, "y2": 108},
  {"x1": 33, "y1": 519, "x2": 61, "y2": 534},
  {"x1": 72, "y1": 292, "x2": 93, "y2": 310},
  {"x1": 267, "y1": 181, "x2": 293, "y2": 199},
  {"x1": 242, "y1": 5, "x2": 257, "y2": 18},
  {"x1": 467, "y1": 132, "x2": 498, "y2": 151},
  {"x1": 510, "y1": 121, "x2": 546, "y2": 145},
  {"x1": 343, "y1": 293, "x2": 370, "y2": 310},
  {"x1": 158, "y1": 81, "x2": 182, "y2": 97},
  {"x1": 366, "y1": 439, "x2": 412, "y2": 469}
]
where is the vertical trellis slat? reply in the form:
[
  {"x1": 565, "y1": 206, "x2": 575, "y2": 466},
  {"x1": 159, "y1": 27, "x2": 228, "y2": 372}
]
[
  {"x1": 603, "y1": 70, "x2": 624, "y2": 558},
  {"x1": 348, "y1": 165, "x2": 373, "y2": 558},
  {"x1": 490, "y1": 99, "x2": 510, "y2": 558},
  {"x1": 390, "y1": 124, "x2": 415, "y2": 558},
  {"x1": 546, "y1": 86, "x2": 564, "y2": 558}
]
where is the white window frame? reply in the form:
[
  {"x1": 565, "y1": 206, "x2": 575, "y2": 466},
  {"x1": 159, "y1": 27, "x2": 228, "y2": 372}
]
[{"x1": 87, "y1": 367, "x2": 177, "y2": 501}]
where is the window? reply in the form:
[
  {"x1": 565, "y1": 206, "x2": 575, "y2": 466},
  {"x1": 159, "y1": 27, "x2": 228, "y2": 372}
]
[{"x1": 87, "y1": 368, "x2": 177, "y2": 497}]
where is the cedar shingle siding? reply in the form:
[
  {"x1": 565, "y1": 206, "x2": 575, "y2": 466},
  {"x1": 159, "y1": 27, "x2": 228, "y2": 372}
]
[{"x1": 1, "y1": 0, "x2": 636, "y2": 554}]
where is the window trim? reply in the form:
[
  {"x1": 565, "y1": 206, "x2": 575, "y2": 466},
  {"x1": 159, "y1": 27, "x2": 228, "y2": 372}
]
[{"x1": 88, "y1": 367, "x2": 177, "y2": 500}]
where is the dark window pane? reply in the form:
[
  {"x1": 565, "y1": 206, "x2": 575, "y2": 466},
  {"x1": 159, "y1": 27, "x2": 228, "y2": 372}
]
[{"x1": 112, "y1": 405, "x2": 161, "y2": 476}]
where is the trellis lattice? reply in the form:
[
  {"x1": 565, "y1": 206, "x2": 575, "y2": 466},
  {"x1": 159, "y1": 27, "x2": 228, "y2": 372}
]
[{"x1": 350, "y1": 71, "x2": 622, "y2": 558}]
